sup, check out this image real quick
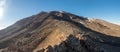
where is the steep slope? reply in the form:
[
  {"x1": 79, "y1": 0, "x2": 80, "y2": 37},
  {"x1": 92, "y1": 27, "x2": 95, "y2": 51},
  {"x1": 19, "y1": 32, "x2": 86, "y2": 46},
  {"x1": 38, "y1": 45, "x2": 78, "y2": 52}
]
[{"x1": 0, "y1": 11, "x2": 120, "y2": 52}]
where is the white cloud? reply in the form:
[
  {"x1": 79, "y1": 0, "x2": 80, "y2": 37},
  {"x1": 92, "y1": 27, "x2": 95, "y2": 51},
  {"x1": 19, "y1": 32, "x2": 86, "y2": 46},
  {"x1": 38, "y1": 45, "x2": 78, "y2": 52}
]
[
  {"x1": 0, "y1": 0, "x2": 6, "y2": 19},
  {"x1": 0, "y1": 25, "x2": 6, "y2": 30},
  {"x1": 0, "y1": 0, "x2": 6, "y2": 6}
]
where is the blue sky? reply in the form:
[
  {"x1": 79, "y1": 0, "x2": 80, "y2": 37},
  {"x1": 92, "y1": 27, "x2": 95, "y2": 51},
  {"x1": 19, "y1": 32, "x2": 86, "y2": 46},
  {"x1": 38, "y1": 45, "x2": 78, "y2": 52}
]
[{"x1": 0, "y1": 0, "x2": 120, "y2": 29}]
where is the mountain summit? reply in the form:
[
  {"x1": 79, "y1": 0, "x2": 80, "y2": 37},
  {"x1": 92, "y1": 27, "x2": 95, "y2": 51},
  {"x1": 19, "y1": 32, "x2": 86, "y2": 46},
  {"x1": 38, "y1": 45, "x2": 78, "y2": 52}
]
[{"x1": 0, "y1": 11, "x2": 120, "y2": 52}]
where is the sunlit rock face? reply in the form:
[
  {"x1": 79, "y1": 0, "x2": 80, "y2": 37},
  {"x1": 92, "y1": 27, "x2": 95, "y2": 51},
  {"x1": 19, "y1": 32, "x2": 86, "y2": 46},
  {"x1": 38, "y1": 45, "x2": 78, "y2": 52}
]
[{"x1": 0, "y1": 11, "x2": 120, "y2": 52}]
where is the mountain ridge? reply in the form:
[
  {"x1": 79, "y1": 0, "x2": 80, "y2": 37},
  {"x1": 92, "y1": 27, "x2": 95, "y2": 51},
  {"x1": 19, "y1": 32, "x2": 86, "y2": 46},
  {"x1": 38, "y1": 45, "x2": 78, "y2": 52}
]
[{"x1": 0, "y1": 11, "x2": 120, "y2": 52}]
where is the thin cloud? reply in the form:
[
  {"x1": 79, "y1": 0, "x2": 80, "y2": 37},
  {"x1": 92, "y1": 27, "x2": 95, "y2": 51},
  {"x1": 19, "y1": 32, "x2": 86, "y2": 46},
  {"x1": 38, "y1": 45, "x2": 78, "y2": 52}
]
[
  {"x1": 0, "y1": 0, "x2": 6, "y2": 6},
  {"x1": 0, "y1": 0, "x2": 6, "y2": 18}
]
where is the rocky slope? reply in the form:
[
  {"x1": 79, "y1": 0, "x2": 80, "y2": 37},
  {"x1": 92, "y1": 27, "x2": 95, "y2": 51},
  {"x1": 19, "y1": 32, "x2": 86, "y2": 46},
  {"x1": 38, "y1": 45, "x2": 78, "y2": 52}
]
[{"x1": 0, "y1": 11, "x2": 120, "y2": 52}]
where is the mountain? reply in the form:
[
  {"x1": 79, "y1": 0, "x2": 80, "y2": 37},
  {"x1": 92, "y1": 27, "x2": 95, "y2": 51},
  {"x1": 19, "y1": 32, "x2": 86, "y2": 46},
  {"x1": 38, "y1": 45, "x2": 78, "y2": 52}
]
[{"x1": 0, "y1": 11, "x2": 120, "y2": 52}]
